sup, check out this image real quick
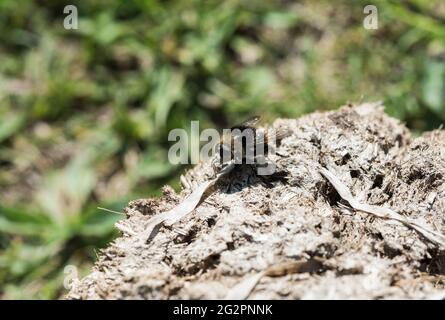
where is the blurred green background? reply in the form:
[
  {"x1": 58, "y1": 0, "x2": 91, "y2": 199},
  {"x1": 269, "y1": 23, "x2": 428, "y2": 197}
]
[{"x1": 0, "y1": 0, "x2": 444, "y2": 299}]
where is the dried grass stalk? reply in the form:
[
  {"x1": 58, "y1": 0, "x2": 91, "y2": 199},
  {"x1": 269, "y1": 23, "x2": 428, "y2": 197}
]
[
  {"x1": 140, "y1": 162, "x2": 235, "y2": 243},
  {"x1": 320, "y1": 167, "x2": 445, "y2": 247}
]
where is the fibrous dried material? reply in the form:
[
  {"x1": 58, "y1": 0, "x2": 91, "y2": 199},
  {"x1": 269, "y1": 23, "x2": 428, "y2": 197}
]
[
  {"x1": 67, "y1": 102, "x2": 445, "y2": 300},
  {"x1": 139, "y1": 163, "x2": 235, "y2": 244},
  {"x1": 320, "y1": 167, "x2": 445, "y2": 247}
]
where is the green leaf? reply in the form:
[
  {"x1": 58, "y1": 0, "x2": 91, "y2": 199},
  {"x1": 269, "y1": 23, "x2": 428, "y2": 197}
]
[
  {"x1": 149, "y1": 68, "x2": 184, "y2": 129},
  {"x1": 422, "y1": 60, "x2": 445, "y2": 116},
  {"x1": 263, "y1": 11, "x2": 299, "y2": 29},
  {"x1": 36, "y1": 160, "x2": 96, "y2": 224},
  {"x1": 0, "y1": 112, "x2": 24, "y2": 142}
]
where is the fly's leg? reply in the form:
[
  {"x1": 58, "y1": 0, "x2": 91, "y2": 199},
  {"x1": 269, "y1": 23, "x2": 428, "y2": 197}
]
[{"x1": 180, "y1": 174, "x2": 192, "y2": 189}]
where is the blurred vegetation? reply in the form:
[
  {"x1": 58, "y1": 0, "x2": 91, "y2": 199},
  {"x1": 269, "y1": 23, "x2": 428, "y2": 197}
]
[{"x1": 0, "y1": 0, "x2": 444, "y2": 299}]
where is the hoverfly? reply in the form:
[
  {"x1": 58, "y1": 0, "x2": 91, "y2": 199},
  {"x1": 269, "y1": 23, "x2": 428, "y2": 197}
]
[{"x1": 213, "y1": 116, "x2": 290, "y2": 174}]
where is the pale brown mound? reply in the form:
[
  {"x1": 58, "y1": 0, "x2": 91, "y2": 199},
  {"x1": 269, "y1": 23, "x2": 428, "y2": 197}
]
[{"x1": 67, "y1": 102, "x2": 445, "y2": 299}]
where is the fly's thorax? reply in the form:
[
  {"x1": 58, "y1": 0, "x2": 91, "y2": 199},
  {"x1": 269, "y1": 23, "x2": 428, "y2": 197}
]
[{"x1": 217, "y1": 127, "x2": 277, "y2": 164}]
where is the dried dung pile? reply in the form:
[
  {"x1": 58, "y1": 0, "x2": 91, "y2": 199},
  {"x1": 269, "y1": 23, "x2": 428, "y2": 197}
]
[{"x1": 67, "y1": 102, "x2": 445, "y2": 299}]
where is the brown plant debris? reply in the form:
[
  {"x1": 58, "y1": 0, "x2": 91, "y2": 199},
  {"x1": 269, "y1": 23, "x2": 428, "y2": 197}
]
[{"x1": 67, "y1": 102, "x2": 445, "y2": 299}]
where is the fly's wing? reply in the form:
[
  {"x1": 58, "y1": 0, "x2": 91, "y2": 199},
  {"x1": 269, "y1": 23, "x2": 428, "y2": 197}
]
[
  {"x1": 231, "y1": 115, "x2": 260, "y2": 131},
  {"x1": 255, "y1": 126, "x2": 291, "y2": 147},
  {"x1": 273, "y1": 126, "x2": 292, "y2": 142}
]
